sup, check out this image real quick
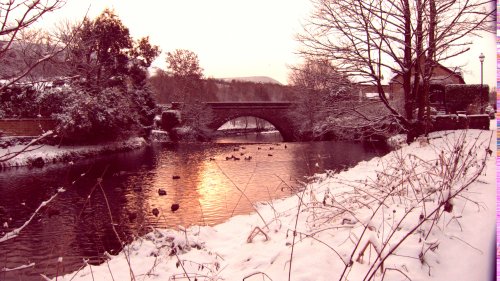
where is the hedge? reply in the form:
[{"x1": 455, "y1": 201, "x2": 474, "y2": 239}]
[{"x1": 444, "y1": 84, "x2": 489, "y2": 113}]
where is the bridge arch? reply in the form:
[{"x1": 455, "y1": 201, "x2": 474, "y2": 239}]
[
  {"x1": 206, "y1": 102, "x2": 297, "y2": 141},
  {"x1": 211, "y1": 114, "x2": 290, "y2": 141}
]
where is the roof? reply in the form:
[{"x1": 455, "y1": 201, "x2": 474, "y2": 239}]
[
  {"x1": 364, "y1": 92, "x2": 391, "y2": 100},
  {"x1": 389, "y1": 62, "x2": 465, "y2": 85}
]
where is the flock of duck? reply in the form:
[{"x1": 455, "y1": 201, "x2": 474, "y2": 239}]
[
  {"x1": 218, "y1": 143, "x2": 287, "y2": 161},
  {"x1": 152, "y1": 175, "x2": 182, "y2": 217}
]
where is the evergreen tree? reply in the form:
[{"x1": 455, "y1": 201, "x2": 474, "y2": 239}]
[{"x1": 54, "y1": 9, "x2": 160, "y2": 143}]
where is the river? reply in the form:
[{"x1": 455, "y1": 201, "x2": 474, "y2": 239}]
[{"x1": 0, "y1": 132, "x2": 389, "y2": 280}]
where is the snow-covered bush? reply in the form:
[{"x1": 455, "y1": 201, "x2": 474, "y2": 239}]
[
  {"x1": 0, "y1": 84, "x2": 39, "y2": 118},
  {"x1": 161, "y1": 110, "x2": 181, "y2": 131},
  {"x1": 128, "y1": 86, "x2": 158, "y2": 138},
  {"x1": 0, "y1": 83, "x2": 67, "y2": 118},
  {"x1": 54, "y1": 85, "x2": 146, "y2": 143},
  {"x1": 37, "y1": 86, "x2": 67, "y2": 117},
  {"x1": 173, "y1": 124, "x2": 212, "y2": 142},
  {"x1": 0, "y1": 81, "x2": 156, "y2": 143}
]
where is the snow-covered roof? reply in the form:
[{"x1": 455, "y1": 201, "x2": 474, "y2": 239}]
[{"x1": 364, "y1": 92, "x2": 391, "y2": 99}]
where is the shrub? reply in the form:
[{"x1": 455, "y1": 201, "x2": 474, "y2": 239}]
[
  {"x1": 0, "y1": 84, "x2": 39, "y2": 118},
  {"x1": 54, "y1": 86, "x2": 141, "y2": 143},
  {"x1": 128, "y1": 86, "x2": 157, "y2": 139},
  {"x1": 37, "y1": 86, "x2": 68, "y2": 117},
  {"x1": 173, "y1": 125, "x2": 211, "y2": 141},
  {"x1": 161, "y1": 110, "x2": 181, "y2": 131},
  {"x1": 0, "y1": 83, "x2": 68, "y2": 118}
]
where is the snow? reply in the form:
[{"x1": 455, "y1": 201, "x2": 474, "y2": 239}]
[
  {"x1": 364, "y1": 92, "x2": 391, "y2": 100},
  {"x1": 47, "y1": 124, "x2": 496, "y2": 281},
  {"x1": 0, "y1": 137, "x2": 147, "y2": 168}
]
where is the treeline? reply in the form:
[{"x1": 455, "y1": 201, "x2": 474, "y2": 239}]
[{"x1": 148, "y1": 72, "x2": 296, "y2": 103}]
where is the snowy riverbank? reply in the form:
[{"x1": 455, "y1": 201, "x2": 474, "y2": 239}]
[
  {"x1": 0, "y1": 137, "x2": 147, "y2": 169},
  {"x1": 52, "y1": 126, "x2": 496, "y2": 281}
]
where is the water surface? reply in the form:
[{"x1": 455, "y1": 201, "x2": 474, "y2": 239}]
[{"x1": 0, "y1": 133, "x2": 389, "y2": 280}]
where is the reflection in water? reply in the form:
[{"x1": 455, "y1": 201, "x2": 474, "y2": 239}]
[
  {"x1": 0, "y1": 134, "x2": 389, "y2": 280},
  {"x1": 197, "y1": 160, "x2": 236, "y2": 224},
  {"x1": 215, "y1": 130, "x2": 283, "y2": 143}
]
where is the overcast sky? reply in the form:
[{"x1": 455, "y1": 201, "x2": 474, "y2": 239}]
[{"x1": 36, "y1": 0, "x2": 496, "y2": 88}]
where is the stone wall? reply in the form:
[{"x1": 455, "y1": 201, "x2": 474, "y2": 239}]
[{"x1": 0, "y1": 119, "x2": 57, "y2": 136}]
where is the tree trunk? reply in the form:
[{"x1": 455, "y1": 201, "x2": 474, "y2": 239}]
[
  {"x1": 414, "y1": 0, "x2": 424, "y2": 122},
  {"x1": 403, "y1": 0, "x2": 414, "y2": 120},
  {"x1": 423, "y1": 0, "x2": 437, "y2": 135}
]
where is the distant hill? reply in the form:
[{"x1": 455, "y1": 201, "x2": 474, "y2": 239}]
[{"x1": 219, "y1": 76, "x2": 282, "y2": 85}]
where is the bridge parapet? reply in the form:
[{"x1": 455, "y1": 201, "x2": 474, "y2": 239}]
[{"x1": 170, "y1": 101, "x2": 295, "y2": 109}]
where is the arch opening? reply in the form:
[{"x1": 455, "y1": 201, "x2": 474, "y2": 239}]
[
  {"x1": 217, "y1": 116, "x2": 275, "y2": 131},
  {"x1": 214, "y1": 116, "x2": 284, "y2": 143}
]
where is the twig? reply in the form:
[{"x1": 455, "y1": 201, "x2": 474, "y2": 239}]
[
  {"x1": 381, "y1": 267, "x2": 412, "y2": 281},
  {"x1": 96, "y1": 169, "x2": 136, "y2": 281},
  {"x1": 1, "y1": 262, "x2": 35, "y2": 272},
  {"x1": 448, "y1": 235, "x2": 483, "y2": 254},
  {"x1": 243, "y1": 271, "x2": 274, "y2": 280},
  {"x1": 213, "y1": 161, "x2": 267, "y2": 225},
  {"x1": 247, "y1": 226, "x2": 269, "y2": 243},
  {"x1": 230, "y1": 159, "x2": 258, "y2": 216},
  {"x1": 0, "y1": 187, "x2": 64, "y2": 243},
  {"x1": 287, "y1": 184, "x2": 307, "y2": 281},
  {"x1": 174, "y1": 252, "x2": 191, "y2": 281},
  {"x1": 0, "y1": 130, "x2": 53, "y2": 162}
]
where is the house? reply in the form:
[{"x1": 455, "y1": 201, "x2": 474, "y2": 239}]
[
  {"x1": 355, "y1": 83, "x2": 391, "y2": 101},
  {"x1": 388, "y1": 62, "x2": 465, "y2": 111}
]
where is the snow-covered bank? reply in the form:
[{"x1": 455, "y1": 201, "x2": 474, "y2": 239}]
[
  {"x1": 0, "y1": 137, "x2": 147, "y2": 168},
  {"x1": 53, "y1": 128, "x2": 495, "y2": 281}
]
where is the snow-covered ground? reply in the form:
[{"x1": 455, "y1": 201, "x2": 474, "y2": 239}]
[
  {"x1": 52, "y1": 124, "x2": 496, "y2": 281},
  {"x1": 0, "y1": 137, "x2": 147, "y2": 168}
]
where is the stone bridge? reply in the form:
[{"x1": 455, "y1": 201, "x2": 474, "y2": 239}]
[{"x1": 171, "y1": 102, "x2": 297, "y2": 141}]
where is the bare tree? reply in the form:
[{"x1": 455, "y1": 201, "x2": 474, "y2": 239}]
[
  {"x1": 288, "y1": 58, "x2": 368, "y2": 139},
  {"x1": 288, "y1": 59, "x2": 331, "y2": 138},
  {"x1": 166, "y1": 49, "x2": 204, "y2": 102},
  {"x1": 166, "y1": 49, "x2": 213, "y2": 139},
  {"x1": 0, "y1": 0, "x2": 67, "y2": 89},
  {"x1": 297, "y1": 0, "x2": 494, "y2": 137},
  {"x1": 0, "y1": 0, "x2": 67, "y2": 163}
]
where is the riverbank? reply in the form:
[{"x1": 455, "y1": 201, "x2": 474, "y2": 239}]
[
  {"x1": 0, "y1": 137, "x2": 147, "y2": 169},
  {"x1": 52, "y1": 126, "x2": 496, "y2": 281}
]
